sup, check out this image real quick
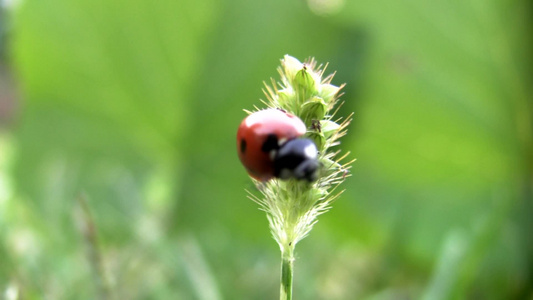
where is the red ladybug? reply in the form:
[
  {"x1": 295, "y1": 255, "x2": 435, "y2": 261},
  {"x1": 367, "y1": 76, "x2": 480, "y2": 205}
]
[{"x1": 237, "y1": 109, "x2": 319, "y2": 182}]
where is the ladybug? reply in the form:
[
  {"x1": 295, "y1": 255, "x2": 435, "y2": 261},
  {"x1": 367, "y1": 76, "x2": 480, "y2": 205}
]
[{"x1": 237, "y1": 109, "x2": 319, "y2": 182}]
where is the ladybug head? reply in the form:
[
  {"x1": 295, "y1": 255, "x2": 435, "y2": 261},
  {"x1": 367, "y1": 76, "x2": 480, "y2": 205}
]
[{"x1": 273, "y1": 138, "x2": 319, "y2": 182}]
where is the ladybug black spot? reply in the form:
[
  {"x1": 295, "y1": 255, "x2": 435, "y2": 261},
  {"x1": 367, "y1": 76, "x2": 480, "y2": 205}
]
[
  {"x1": 261, "y1": 134, "x2": 279, "y2": 153},
  {"x1": 240, "y1": 139, "x2": 247, "y2": 154}
]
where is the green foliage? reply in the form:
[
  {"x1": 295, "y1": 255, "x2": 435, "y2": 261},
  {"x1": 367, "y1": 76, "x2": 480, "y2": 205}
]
[{"x1": 0, "y1": 0, "x2": 531, "y2": 299}]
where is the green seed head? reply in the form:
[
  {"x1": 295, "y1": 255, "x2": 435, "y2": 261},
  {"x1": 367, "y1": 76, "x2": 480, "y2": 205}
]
[{"x1": 249, "y1": 55, "x2": 354, "y2": 254}]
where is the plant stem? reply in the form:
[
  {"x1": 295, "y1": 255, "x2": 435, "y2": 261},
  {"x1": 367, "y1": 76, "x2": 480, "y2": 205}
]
[
  {"x1": 77, "y1": 194, "x2": 113, "y2": 300},
  {"x1": 280, "y1": 248, "x2": 294, "y2": 300}
]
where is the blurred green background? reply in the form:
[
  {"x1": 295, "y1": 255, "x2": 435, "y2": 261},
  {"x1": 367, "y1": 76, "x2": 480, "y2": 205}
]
[{"x1": 0, "y1": 0, "x2": 532, "y2": 299}]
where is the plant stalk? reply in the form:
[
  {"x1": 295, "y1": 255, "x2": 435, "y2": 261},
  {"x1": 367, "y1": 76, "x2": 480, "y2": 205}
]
[{"x1": 280, "y1": 248, "x2": 294, "y2": 300}]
